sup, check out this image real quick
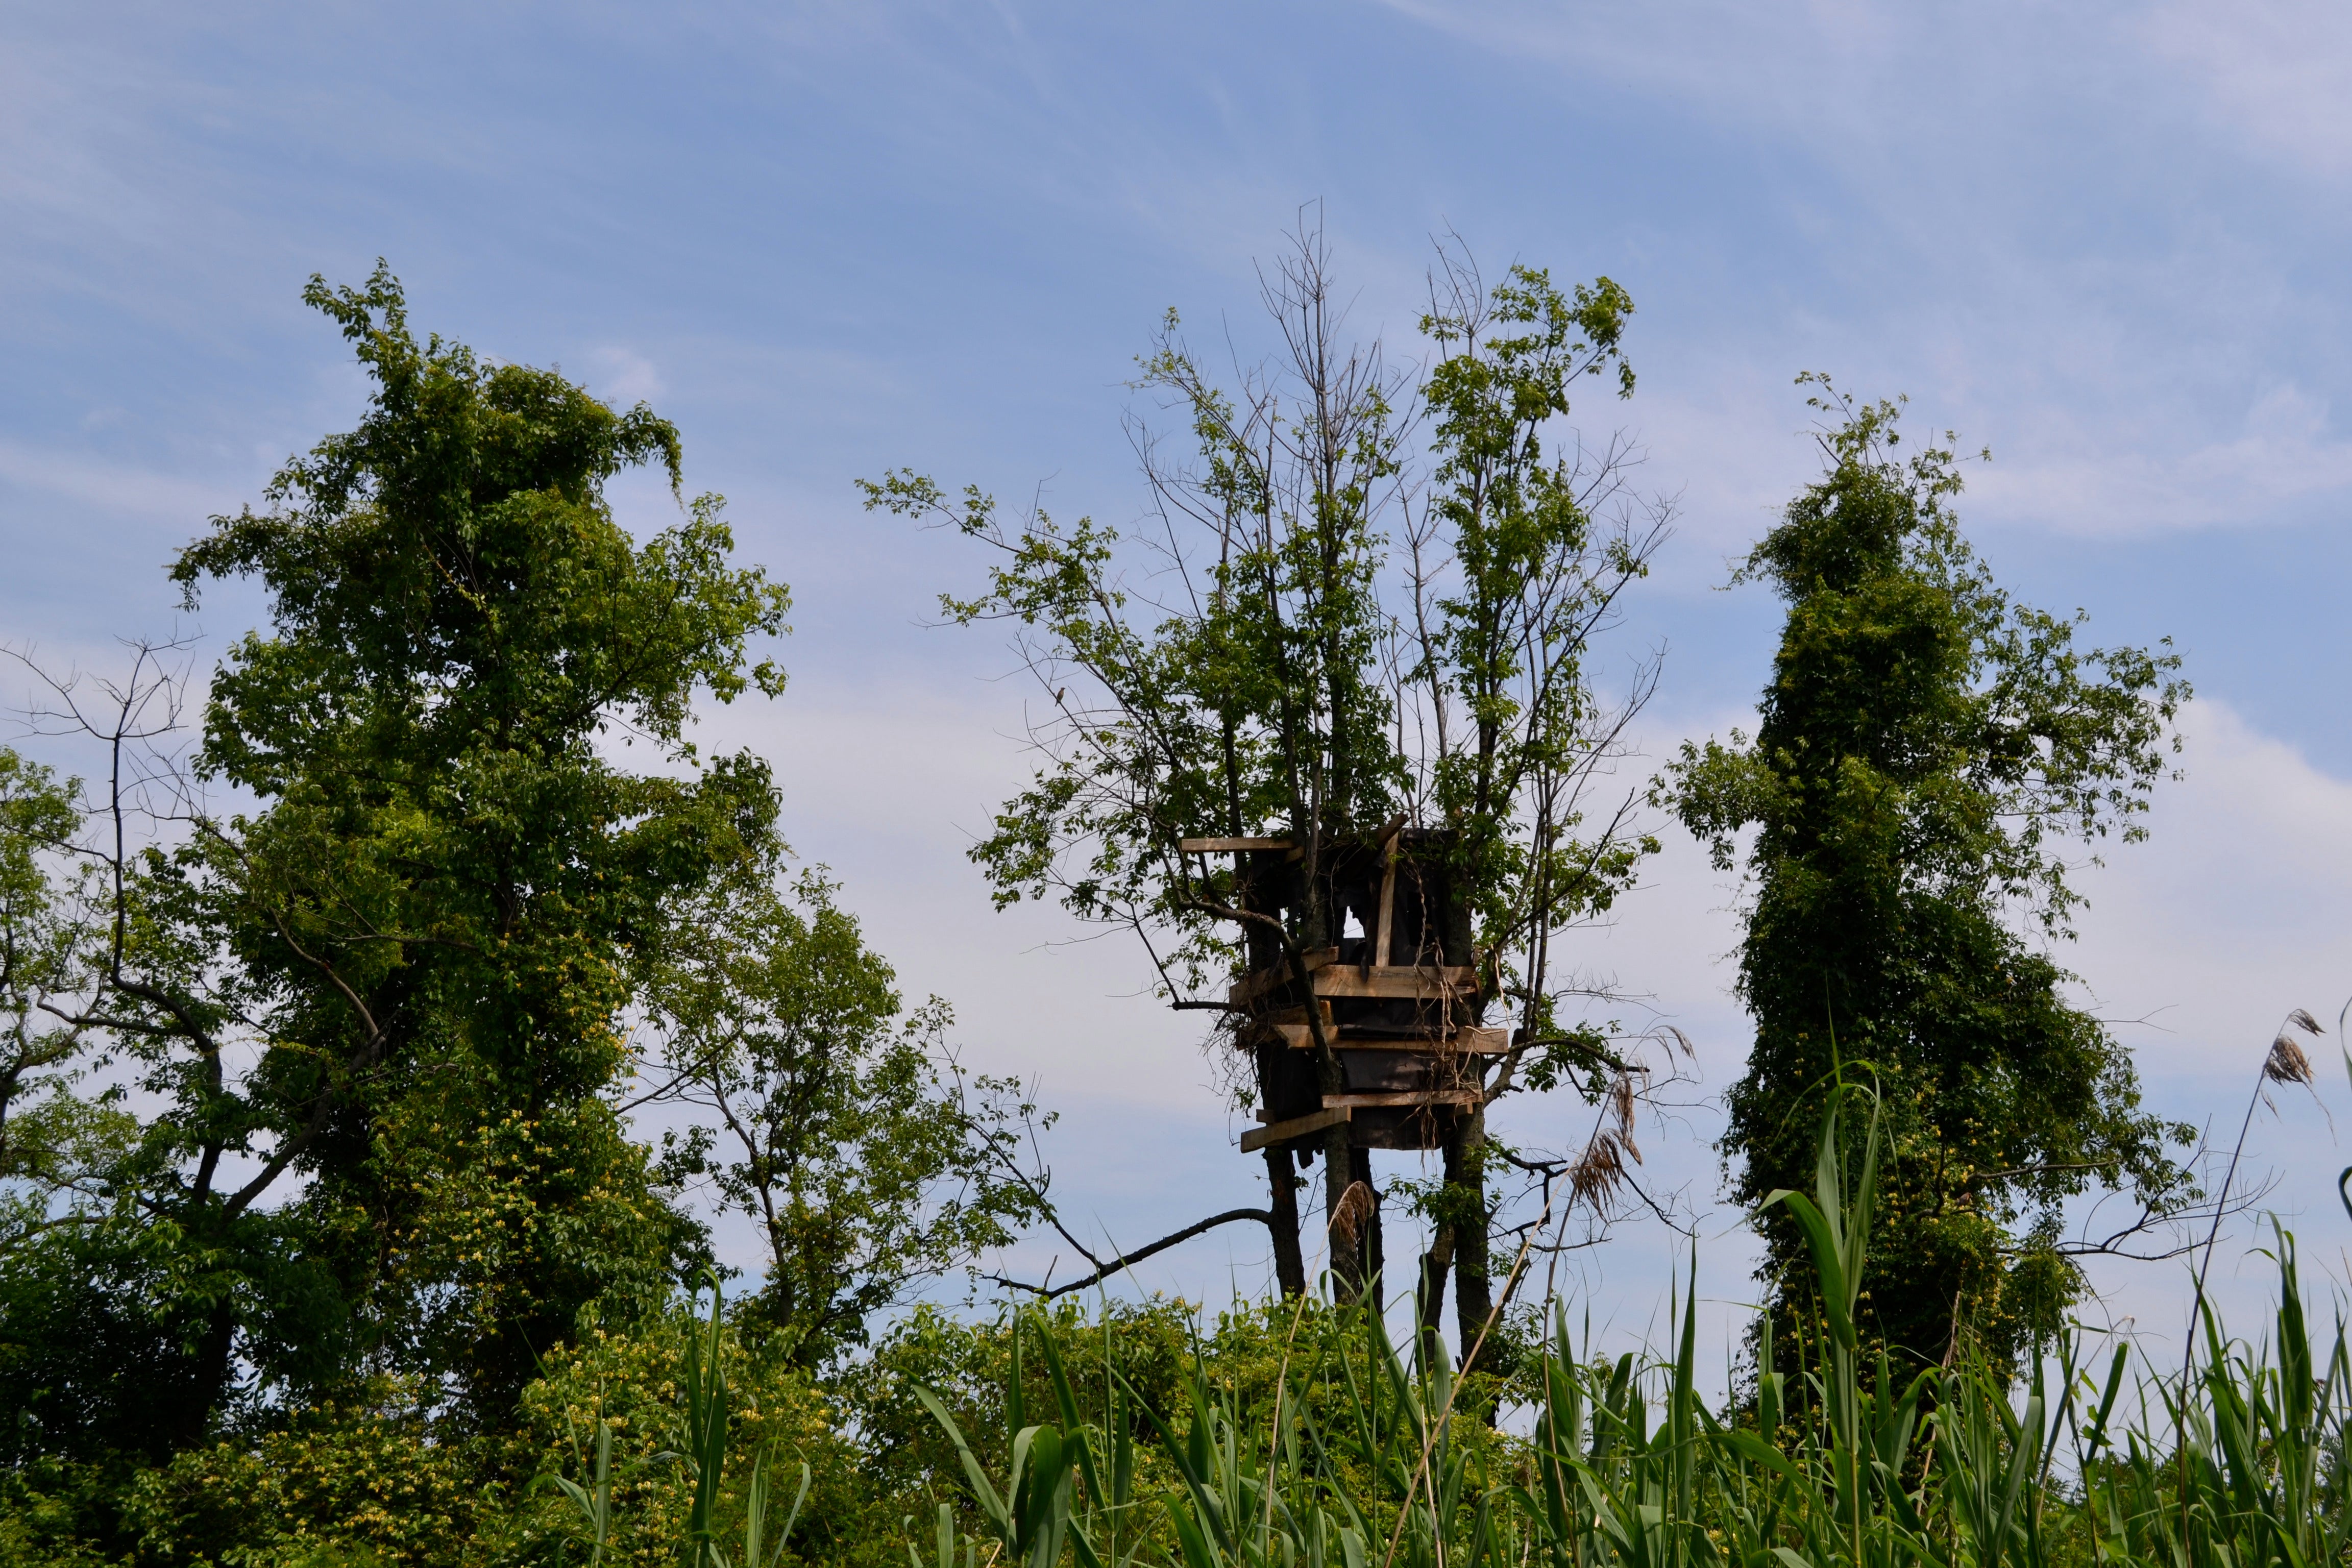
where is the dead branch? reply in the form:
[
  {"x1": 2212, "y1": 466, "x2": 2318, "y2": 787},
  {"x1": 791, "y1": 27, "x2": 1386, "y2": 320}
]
[{"x1": 988, "y1": 1206, "x2": 1276, "y2": 1300}]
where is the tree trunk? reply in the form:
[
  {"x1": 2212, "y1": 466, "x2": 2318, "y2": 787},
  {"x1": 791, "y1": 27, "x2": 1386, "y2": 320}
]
[
  {"x1": 1418, "y1": 1221, "x2": 1455, "y2": 1352},
  {"x1": 1263, "y1": 1146, "x2": 1306, "y2": 1297},
  {"x1": 1351, "y1": 1142, "x2": 1383, "y2": 1308},
  {"x1": 1447, "y1": 1109, "x2": 1494, "y2": 1367},
  {"x1": 154, "y1": 1296, "x2": 238, "y2": 1458}
]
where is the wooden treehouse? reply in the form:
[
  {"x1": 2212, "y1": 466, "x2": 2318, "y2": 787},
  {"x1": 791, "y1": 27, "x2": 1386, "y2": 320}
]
[{"x1": 1182, "y1": 826, "x2": 1503, "y2": 1164}]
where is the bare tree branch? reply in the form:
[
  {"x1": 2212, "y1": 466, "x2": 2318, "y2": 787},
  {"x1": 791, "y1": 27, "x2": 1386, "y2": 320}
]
[{"x1": 989, "y1": 1207, "x2": 1275, "y2": 1300}]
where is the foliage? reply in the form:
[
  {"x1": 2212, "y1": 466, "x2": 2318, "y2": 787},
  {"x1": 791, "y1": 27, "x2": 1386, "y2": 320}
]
[
  {"x1": 4, "y1": 1092, "x2": 2349, "y2": 1568},
  {"x1": 1662, "y1": 380, "x2": 2195, "y2": 1370},
  {"x1": 121, "y1": 1384, "x2": 495, "y2": 1568},
  {"x1": 862, "y1": 238, "x2": 1658, "y2": 1044},
  {"x1": 514, "y1": 1291, "x2": 868, "y2": 1567},
  {"x1": 3, "y1": 256, "x2": 2324, "y2": 1568},
  {"x1": 1411, "y1": 256, "x2": 1659, "y2": 1074},
  {"x1": 643, "y1": 869, "x2": 1051, "y2": 1370},
  {"x1": 878, "y1": 1093, "x2": 2352, "y2": 1568},
  {"x1": 862, "y1": 224, "x2": 1672, "y2": 1327},
  {"x1": 0, "y1": 261, "x2": 791, "y2": 1476},
  {"x1": 0, "y1": 748, "x2": 138, "y2": 1262},
  {"x1": 22, "y1": 1287, "x2": 872, "y2": 1568}
]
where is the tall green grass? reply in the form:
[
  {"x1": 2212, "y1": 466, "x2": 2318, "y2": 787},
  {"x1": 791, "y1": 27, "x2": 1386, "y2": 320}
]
[
  {"x1": 568, "y1": 1089, "x2": 2350, "y2": 1568},
  {"x1": 548, "y1": 1271, "x2": 812, "y2": 1568}
]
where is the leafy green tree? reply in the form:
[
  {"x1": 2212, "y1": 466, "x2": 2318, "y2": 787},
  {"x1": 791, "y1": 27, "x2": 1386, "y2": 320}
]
[
  {"x1": 0, "y1": 649, "x2": 301, "y2": 1470},
  {"x1": 0, "y1": 263, "x2": 793, "y2": 1461},
  {"x1": 865, "y1": 230, "x2": 1668, "y2": 1348},
  {"x1": 0, "y1": 745, "x2": 170, "y2": 1478},
  {"x1": 0, "y1": 749, "x2": 134, "y2": 1263},
  {"x1": 643, "y1": 867, "x2": 1051, "y2": 1368},
  {"x1": 1664, "y1": 381, "x2": 2194, "y2": 1370}
]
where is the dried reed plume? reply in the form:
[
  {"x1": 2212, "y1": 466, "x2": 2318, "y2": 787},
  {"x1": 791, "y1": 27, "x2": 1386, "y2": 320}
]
[
  {"x1": 1328, "y1": 1180, "x2": 1376, "y2": 1246},
  {"x1": 2265, "y1": 1009, "x2": 2321, "y2": 1085},
  {"x1": 2187, "y1": 1004, "x2": 2333, "y2": 1403},
  {"x1": 1567, "y1": 1066, "x2": 1646, "y2": 1211}
]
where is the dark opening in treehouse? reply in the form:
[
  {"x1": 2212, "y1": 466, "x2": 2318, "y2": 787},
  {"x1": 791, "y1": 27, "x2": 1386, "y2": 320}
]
[{"x1": 1183, "y1": 827, "x2": 1502, "y2": 1160}]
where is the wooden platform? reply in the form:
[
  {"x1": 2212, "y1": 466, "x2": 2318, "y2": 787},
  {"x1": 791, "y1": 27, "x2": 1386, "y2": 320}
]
[
  {"x1": 1322, "y1": 1090, "x2": 1482, "y2": 1109},
  {"x1": 1238, "y1": 1089, "x2": 1484, "y2": 1153},
  {"x1": 1220, "y1": 827, "x2": 1490, "y2": 1153},
  {"x1": 1228, "y1": 951, "x2": 1477, "y2": 1009},
  {"x1": 1256, "y1": 1021, "x2": 1509, "y2": 1054},
  {"x1": 1240, "y1": 1106, "x2": 1348, "y2": 1154}
]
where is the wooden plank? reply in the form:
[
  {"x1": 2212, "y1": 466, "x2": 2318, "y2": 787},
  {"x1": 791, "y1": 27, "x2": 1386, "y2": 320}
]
[
  {"x1": 1321, "y1": 1090, "x2": 1482, "y2": 1110},
  {"x1": 1227, "y1": 948, "x2": 1341, "y2": 1009},
  {"x1": 1240, "y1": 1106, "x2": 1350, "y2": 1154},
  {"x1": 1273, "y1": 1024, "x2": 1510, "y2": 1055},
  {"x1": 1180, "y1": 836, "x2": 1293, "y2": 852},
  {"x1": 1307, "y1": 965, "x2": 1479, "y2": 1000}
]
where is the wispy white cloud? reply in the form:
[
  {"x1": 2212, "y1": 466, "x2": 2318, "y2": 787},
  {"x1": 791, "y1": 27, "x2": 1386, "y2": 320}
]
[
  {"x1": 1372, "y1": 1, "x2": 2352, "y2": 547},
  {"x1": 0, "y1": 439, "x2": 242, "y2": 524},
  {"x1": 2070, "y1": 698, "x2": 2352, "y2": 1079},
  {"x1": 1964, "y1": 383, "x2": 2352, "y2": 536},
  {"x1": 586, "y1": 346, "x2": 666, "y2": 406},
  {"x1": 2147, "y1": 0, "x2": 2352, "y2": 182}
]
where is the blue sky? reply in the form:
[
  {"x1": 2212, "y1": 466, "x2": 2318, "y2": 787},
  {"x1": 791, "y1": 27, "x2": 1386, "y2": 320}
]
[{"x1": 6, "y1": 1, "x2": 2351, "y2": 1365}]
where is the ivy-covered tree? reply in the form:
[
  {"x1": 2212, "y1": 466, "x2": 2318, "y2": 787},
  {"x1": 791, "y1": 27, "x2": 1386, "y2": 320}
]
[
  {"x1": 1664, "y1": 381, "x2": 2194, "y2": 1370},
  {"x1": 865, "y1": 227, "x2": 1671, "y2": 1350},
  {"x1": 0, "y1": 264, "x2": 792, "y2": 1462}
]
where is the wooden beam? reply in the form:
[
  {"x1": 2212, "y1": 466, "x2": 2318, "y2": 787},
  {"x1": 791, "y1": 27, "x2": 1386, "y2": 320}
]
[
  {"x1": 1320, "y1": 1090, "x2": 1482, "y2": 1110},
  {"x1": 1227, "y1": 948, "x2": 1341, "y2": 1009},
  {"x1": 1264, "y1": 1023, "x2": 1443, "y2": 1051},
  {"x1": 1269, "y1": 1023, "x2": 1510, "y2": 1054},
  {"x1": 1180, "y1": 836, "x2": 1293, "y2": 853},
  {"x1": 1240, "y1": 1106, "x2": 1351, "y2": 1154},
  {"x1": 1306, "y1": 965, "x2": 1479, "y2": 1001}
]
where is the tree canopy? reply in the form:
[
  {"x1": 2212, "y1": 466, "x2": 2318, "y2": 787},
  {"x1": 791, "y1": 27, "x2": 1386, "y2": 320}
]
[
  {"x1": 1, "y1": 262, "x2": 796, "y2": 1456},
  {"x1": 645, "y1": 867, "x2": 1050, "y2": 1369},
  {"x1": 0, "y1": 253, "x2": 2244, "y2": 1568},
  {"x1": 865, "y1": 228, "x2": 1675, "y2": 1343}
]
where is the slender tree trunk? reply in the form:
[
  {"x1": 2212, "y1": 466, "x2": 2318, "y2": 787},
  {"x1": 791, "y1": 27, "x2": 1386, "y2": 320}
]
[
  {"x1": 1263, "y1": 1146, "x2": 1306, "y2": 1297},
  {"x1": 1352, "y1": 1143, "x2": 1383, "y2": 1308},
  {"x1": 1419, "y1": 1222, "x2": 1455, "y2": 1349},
  {"x1": 1447, "y1": 1109, "x2": 1494, "y2": 1366}
]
